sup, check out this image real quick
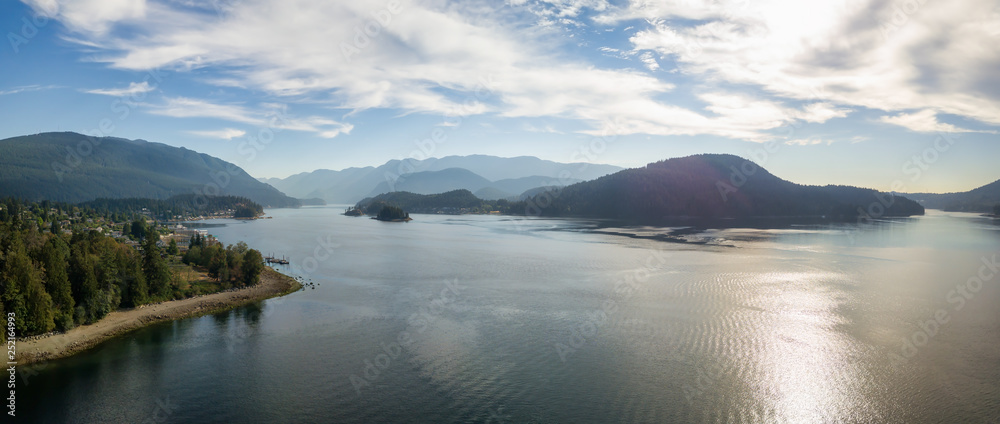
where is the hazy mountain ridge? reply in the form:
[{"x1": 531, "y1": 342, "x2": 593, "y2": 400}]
[
  {"x1": 0, "y1": 132, "x2": 299, "y2": 207},
  {"x1": 904, "y1": 179, "x2": 1000, "y2": 212},
  {"x1": 261, "y1": 155, "x2": 621, "y2": 203}
]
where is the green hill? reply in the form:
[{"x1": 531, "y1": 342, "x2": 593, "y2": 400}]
[
  {"x1": 904, "y1": 179, "x2": 1000, "y2": 213},
  {"x1": 515, "y1": 154, "x2": 924, "y2": 222},
  {"x1": 0, "y1": 132, "x2": 299, "y2": 207}
]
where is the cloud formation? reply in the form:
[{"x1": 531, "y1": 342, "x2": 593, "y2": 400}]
[
  {"x1": 84, "y1": 81, "x2": 155, "y2": 97},
  {"x1": 21, "y1": 0, "x2": 1000, "y2": 142}
]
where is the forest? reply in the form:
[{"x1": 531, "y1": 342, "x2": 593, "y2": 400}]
[
  {"x1": 0, "y1": 197, "x2": 266, "y2": 337},
  {"x1": 0, "y1": 132, "x2": 301, "y2": 207},
  {"x1": 374, "y1": 205, "x2": 411, "y2": 221},
  {"x1": 81, "y1": 194, "x2": 264, "y2": 220},
  {"x1": 506, "y1": 154, "x2": 926, "y2": 222},
  {"x1": 354, "y1": 189, "x2": 514, "y2": 215}
]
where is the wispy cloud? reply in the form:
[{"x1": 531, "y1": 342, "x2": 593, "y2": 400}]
[
  {"x1": 0, "y1": 84, "x2": 61, "y2": 96},
  {"x1": 625, "y1": 0, "x2": 1000, "y2": 130},
  {"x1": 879, "y1": 110, "x2": 993, "y2": 134},
  {"x1": 84, "y1": 81, "x2": 155, "y2": 97},
  {"x1": 22, "y1": 0, "x2": 1000, "y2": 141},
  {"x1": 186, "y1": 128, "x2": 246, "y2": 140},
  {"x1": 151, "y1": 97, "x2": 353, "y2": 138}
]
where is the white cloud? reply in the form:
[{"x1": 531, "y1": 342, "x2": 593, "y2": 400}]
[
  {"x1": 797, "y1": 102, "x2": 851, "y2": 123},
  {"x1": 623, "y1": 0, "x2": 1000, "y2": 131},
  {"x1": 186, "y1": 128, "x2": 246, "y2": 140},
  {"x1": 24, "y1": 0, "x2": 146, "y2": 35},
  {"x1": 152, "y1": 97, "x2": 353, "y2": 138},
  {"x1": 24, "y1": 0, "x2": 999, "y2": 141},
  {"x1": 0, "y1": 84, "x2": 61, "y2": 95},
  {"x1": 878, "y1": 109, "x2": 987, "y2": 133},
  {"x1": 785, "y1": 138, "x2": 831, "y2": 146},
  {"x1": 84, "y1": 81, "x2": 155, "y2": 97},
  {"x1": 639, "y1": 51, "x2": 659, "y2": 71}
]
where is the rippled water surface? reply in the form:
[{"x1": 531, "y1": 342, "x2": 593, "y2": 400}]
[{"x1": 21, "y1": 208, "x2": 1000, "y2": 423}]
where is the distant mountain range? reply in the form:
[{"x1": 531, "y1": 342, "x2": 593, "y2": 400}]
[
  {"x1": 904, "y1": 179, "x2": 1000, "y2": 212},
  {"x1": 363, "y1": 168, "x2": 583, "y2": 200},
  {"x1": 361, "y1": 154, "x2": 926, "y2": 223},
  {"x1": 0, "y1": 132, "x2": 299, "y2": 207},
  {"x1": 516, "y1": 154, "x2": 924, "y2": 221},
  {"x1": 260, "y1": 155, "x2": 618, "y2": 203}
]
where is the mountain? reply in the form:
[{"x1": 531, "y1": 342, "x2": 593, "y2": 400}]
[
  {"x1": 473, "y1": 187, "x2": 515, "y2": 200},
  {"x1": 488, "y1": 176, "x2": 582, "y2": 197},
  {"x1": 366, "y1": 168, "x2": 493, "y2": 197},
  {"x1": 261, "y1": 155, "x2": 622, "y2": 203},
  {"x1": 415, "y1": 155, "x2": 621, "y2": 181},
  {"x1": 0, "y1": 132, "x2": 299, "y2": 207},
  {"x1": 516, "y1": 154, "x2": 924, "y2": 222},
  {"x1": 904, "y1": 179, "x2": 1000, "y2": 212}
]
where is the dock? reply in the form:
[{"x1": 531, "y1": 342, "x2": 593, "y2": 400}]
[{"x1": 264, "y1": 254, "x2": 290, "y2": 265}]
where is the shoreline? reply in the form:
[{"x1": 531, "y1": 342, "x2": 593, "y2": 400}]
[{"x1": 14, "y1": 266, "x2": 301, "y2": 366}]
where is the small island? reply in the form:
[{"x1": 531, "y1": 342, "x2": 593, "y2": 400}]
[
  {"x1": 343, "y1": 206, "x2": 364, "y2": 216},
  {"x1": 374, "y1": 205, "x2": 412, "y2": 222}
]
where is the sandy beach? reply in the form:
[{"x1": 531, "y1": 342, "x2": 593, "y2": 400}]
[{"x1": 14, "y1": 267, "x2": 301, "y2": 365}]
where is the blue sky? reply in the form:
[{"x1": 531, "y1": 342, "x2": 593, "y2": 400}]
[{"x1": 1, "y1": 0, "x2": 998, "y2": 193}]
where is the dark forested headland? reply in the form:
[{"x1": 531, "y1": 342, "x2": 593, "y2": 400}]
[
  {"x1": 0, "y1": 197, "x2": 268, "y2": 338},
  {"x1": 0, "y1": 132, "x2": 299, "y2": 207},
  {"x1": 353, "y1": 154, "x2": 925, "y2": 224},
  {"x1": 81, "y1": 194, "x2": 265, "y2": 220}
]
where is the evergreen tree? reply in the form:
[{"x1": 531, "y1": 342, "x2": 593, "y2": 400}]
[
  {"x1": 142, "y1": 231, "x2": 171, "y2": 300},
  {"x1": 2, "y1": 233, "x2": 54, "y2": 334},
  {"x1": 40, "y1": 237, "x2": 75, "y2": 331},
  {"x1": 242, "y1": 249, "x2": 264, "y2": 287},
  {"x1": 167, "y1": 238, "x2": 179, "y2": 256}
]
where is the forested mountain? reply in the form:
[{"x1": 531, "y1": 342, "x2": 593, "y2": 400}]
[
  {"x1": 261, "y1": 155, "x2": 620, "y2": 203},
  {"x1": 353, "y1": 189, "x2": 509, "y2": 215},
  {"x1": 904, "y1": 179, "x2": 1000, "y2": 212},
  {"x1": 0, "y1": 132, "x2": 299, "y2": 207},
  {"x1": 515, "y1": 154, "x2": 925, "y2": 222}
]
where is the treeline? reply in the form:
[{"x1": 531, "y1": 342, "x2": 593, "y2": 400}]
[
  {"x1": 374, "y1": 205, "x2": 410, "y2": 221},
  {"x1": 0, "y1": 198, "x2": 266, "y2": 337},
  {"x1": 354, "y1": 190, "x2": 515, "y2": 215},
  {"x1": 81, "y1": 194, "x2": 263, "y2": 220},
  {"x1": 506, "y1": 154, "x2": 925, "y2": 222},
  {"x1": 182, "y1": 235, "x2": 264, "y2": 289}
]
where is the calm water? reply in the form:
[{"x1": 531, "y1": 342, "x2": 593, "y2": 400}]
[{"x1": 20, "y1": 208, "x2": 1000, "y2": 423}]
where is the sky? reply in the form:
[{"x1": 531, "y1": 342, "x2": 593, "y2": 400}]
[{"x1": 1, "y1": 0, "x2": 998, "y2": 193}]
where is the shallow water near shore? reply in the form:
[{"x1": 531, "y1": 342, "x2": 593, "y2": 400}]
[{"x1": 19, "y1": 207, "x2": 1000, "y2": 423}]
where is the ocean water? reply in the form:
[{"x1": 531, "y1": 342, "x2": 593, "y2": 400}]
[{"x1": 19, "y1": 207, "x2": 1000, "y2": 423}]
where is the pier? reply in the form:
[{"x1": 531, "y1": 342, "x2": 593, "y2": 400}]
[{"x1": 264, "y1": 254, "x2": 290, "y2": 265}]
